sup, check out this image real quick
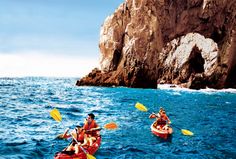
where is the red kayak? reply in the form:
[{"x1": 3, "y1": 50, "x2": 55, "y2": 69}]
[
  {"x1": 54, "y1": 136, "x2": 101, "y2": 159},
  {"x1": 150, "y1": 122, "x2": 173, "y2": 139}
]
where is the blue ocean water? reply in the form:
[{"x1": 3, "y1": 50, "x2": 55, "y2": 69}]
[{"x1": 0, "y1": 77, "x2": 236, "y2": 159}]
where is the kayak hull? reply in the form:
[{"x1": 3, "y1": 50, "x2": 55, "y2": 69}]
[
  {"x1": 54, "y1": 136, "x2": 101, "y2": 159},
  {"x1": 151, "y1": 122, "x2": 173, "y2": 139}
]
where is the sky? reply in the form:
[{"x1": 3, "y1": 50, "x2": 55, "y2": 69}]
[{"x1": 0, "y1": 0, "x2": 124, "y2": 77}]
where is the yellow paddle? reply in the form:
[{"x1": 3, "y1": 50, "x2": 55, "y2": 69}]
[
  {"x1": 57, "y1": 123, "x2": 118, "y2": 139},
  {"x1": 56, "y1": 122, "x2": 118, "y2": 139},
  {"x1": 50, "y1": 108, "x2": 97, "y2": 159},
  {"x1": 180, "y1": 128, "x2": 194, "y2": 136},
  {"x1": 135, "y1": 102, "x2": 148, "y2": 112},
  {"x1": 51, "y1": 108, "x2": 118, "y2": 130},
  {"x1": 135, "y1": 102, "x2": 194, "y2": 136},
  {"x1": 50, "y1": 108, "x2": 62, "y2": 122},
  {"x1": 104, "y1": 122, "x2": 118, "y2": 129}
]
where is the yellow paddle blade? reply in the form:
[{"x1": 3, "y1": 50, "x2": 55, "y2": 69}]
[
  {"x1": 86, "y1": 153, "x2": 96, "y2": 159},
  {"x1": 50, "y1": 108, "x2": 62, "y2": 122},
  {"x1": 135, "y1": 102, "x2": 148, "y2": 112},
  {"x1": 181, "y1": 129, "x2": 194, "y2": 136},
  {"x1": 104, "y1": 122, "x2": 118, "y2": 129}
]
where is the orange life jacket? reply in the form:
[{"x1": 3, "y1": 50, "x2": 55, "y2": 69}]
[
  {"x1": 83, "y1": 120, "x2": 99, "y2": 137},
  {"x1": 157, "y1": 118, "x2": 167, "y2": 126},
  {"x1": 72, "y1": 130, "x2": 84, "y2": 144},
  {"x1": 77, "y1": 131, "x2": 85, "y2": 142},
  {"x1": 162, "y1": 114, "x2": 169, "y2": 121},
  {"x1": 83, "y1": 120, "x2": 98, "y2": 131}
]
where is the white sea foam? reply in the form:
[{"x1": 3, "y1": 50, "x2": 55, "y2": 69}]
[
  {"x1": 200, "y1": 88, "x2": 236, "y2": 94},
  {"x1": 157, "y1": 84, "x2": 236, "y2": 94}
]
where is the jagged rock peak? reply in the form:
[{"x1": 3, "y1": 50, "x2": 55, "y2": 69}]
[{"x1": 77, "y1": 0, "x2": 236, "y2": 89}]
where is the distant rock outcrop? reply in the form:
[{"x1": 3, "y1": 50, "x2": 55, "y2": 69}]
[{"x1": 76, "y1": 0, "x2": 236, "y2": 89}]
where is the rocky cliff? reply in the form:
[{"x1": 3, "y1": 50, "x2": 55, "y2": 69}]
[{"x1": 77, "y1": 0, "x2": 236, "y2": 89}]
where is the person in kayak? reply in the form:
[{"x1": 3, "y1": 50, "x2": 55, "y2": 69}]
[
  {"x1": 159, "y1": 111, "x2": 171, "y2": 130},
  {"x1": 83, "y1": 113, "x2": 100, "y2": 136},
  {"x1": 160, "y1": 110, "x2": 171, "y2": 124},
  {"x1": 149, "y1": 107, "x2": 171, "y2": 129},
  {"x1": 63, "y1": 125, "x2": 88, "y2": 154},
  {"x1": 149, "y1": 107, "x2": 165, "y2": 118},
  {"x1": 159, "y1": 107, "x2": 165, "y2": 115}
]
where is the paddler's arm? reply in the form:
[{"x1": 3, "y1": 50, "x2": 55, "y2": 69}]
[
  {"x1": 166, "y1": 114, "x2": 171, "y2": 124},
  {"x1": 80, "y1": 134, "x2": 88, "y2": 146},
  {"x1": 90, "y1": 127, "x2": 101, "y2": 131},
  {"x1": 62, "y1": 128, "x2": 70, "y2": 138},
  {"x1": 165, "y1": 115, "x2": 171, "y2": 124},
  {"x1": 149, "y1": 112, "x2": 160, "y2": 118},
  {"x1": 90, "y1": 122, "x2": 100, "y2": 131},
  {"x1": 167, "y1": 118, "x2": 171, "y2": 124}
]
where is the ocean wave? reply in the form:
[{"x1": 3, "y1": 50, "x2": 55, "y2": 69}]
[
  {"x1": 5, "y1": 140, "x2": 28, "y2": 146},
  {"x1": 0, "y1": 77, "x2": 236, "y2": 159}
]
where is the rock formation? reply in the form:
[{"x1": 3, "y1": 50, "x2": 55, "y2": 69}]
[{"x1": 77, "y1": 0, "x2": 236, "y2": 89}]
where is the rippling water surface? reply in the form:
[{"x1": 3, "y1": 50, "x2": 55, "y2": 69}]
[{"x1": 0, "y1": 77, "x2": 236, "y2": 159}]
